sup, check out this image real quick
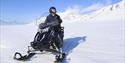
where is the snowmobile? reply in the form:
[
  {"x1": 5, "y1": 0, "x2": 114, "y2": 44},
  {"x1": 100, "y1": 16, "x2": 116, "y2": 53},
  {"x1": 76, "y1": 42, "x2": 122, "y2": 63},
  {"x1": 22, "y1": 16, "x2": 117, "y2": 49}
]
[{"x1": 13, "y1": 23, "x2": 66, "y2": 62}]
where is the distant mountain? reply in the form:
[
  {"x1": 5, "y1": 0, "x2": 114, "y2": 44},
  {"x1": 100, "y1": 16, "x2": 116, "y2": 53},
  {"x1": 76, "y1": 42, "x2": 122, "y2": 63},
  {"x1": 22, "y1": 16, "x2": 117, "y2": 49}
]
[
  {"x1": 0, "y1": 19, "x2": 27, "y2": 25},
  {"x1": 59, "y1": 0, "x2": 125, "y2": 23},
  {"x1": 29, "y1": 0, "x2": 124, "y2": 26}
]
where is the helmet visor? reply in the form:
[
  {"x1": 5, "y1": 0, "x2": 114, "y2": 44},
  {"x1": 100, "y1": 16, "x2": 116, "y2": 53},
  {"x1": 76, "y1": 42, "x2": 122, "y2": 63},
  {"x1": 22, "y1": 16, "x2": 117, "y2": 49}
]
[{"x1": 51, "y1": 9, "x2": 56, "y2": 13}]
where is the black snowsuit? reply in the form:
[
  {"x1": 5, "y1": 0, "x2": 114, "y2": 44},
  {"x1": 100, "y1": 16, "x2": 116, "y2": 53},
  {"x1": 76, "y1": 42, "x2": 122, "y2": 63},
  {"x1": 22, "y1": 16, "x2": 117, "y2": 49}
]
[
  {"x1": 45, "y1": 14, "x2": 63, "y2": 48},
  {"x1": 45, "y1": 14, "x2": 62, "y2": 33}
]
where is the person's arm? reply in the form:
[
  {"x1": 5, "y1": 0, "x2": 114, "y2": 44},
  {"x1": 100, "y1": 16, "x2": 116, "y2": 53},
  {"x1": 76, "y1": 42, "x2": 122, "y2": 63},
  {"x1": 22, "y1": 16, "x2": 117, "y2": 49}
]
[
  {"x1": 47, "y1": 20, "x2": 59, "y2": 26},
  {"x1": 45, "y1": 16, "x2": 59, "y2": 26}
]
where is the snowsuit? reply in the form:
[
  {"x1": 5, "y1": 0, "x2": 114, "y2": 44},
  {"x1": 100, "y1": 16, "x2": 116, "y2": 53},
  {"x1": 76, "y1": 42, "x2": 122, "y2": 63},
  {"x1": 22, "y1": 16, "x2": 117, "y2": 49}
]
[
  {"x1": 45, "y1": 14, "x2": 62, "y2": 32},
  {"x1": 45, "y1": 14, "x2": 63, "y2": 48}
]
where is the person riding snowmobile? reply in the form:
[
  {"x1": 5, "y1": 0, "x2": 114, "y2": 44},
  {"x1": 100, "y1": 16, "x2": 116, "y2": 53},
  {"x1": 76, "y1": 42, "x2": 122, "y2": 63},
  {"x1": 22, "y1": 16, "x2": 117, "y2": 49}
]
[
  {"x1": 13, "y1": 7, "x2": 65, "y2": 62},
  {"x1": 45, "y1": 7, "x2": 62, "y2": 35},
  {"x1": 44, "y1": 7, "x2": 63, "y2": 48}
]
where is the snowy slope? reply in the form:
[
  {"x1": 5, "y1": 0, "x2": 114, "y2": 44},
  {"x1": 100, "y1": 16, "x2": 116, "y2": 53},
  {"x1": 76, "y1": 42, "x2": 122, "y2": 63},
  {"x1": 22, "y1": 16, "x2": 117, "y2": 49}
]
[{"x1": 0, "y1": 1, "x2": 125, "y2": 63}]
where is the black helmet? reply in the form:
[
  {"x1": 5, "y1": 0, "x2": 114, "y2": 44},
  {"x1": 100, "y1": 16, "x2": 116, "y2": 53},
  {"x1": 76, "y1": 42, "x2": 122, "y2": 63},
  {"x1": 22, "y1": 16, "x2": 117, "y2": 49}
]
[{"x1": 49, "y1": 7, "x2": 57, "y2": 13}]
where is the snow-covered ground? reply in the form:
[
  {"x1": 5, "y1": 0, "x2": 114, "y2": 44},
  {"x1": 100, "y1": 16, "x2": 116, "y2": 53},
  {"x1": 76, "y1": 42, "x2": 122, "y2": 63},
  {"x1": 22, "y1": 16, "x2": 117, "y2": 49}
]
[{"x1": 0, "y1": 1, "x2": 125, "y2": 63}]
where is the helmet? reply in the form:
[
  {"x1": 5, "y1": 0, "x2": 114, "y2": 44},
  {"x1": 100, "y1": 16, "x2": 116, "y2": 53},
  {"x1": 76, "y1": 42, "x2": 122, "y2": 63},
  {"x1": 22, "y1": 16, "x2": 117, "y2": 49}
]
[{"x1": 49, "y1": 7, "x2": 57, "y2": 13}]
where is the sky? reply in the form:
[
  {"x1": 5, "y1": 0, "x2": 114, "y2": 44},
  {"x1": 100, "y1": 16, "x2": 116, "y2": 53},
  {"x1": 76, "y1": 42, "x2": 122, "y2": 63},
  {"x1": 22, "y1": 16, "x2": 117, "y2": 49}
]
[{"x1": 0, "y1": 0, "x2": 122, "y2": 23}]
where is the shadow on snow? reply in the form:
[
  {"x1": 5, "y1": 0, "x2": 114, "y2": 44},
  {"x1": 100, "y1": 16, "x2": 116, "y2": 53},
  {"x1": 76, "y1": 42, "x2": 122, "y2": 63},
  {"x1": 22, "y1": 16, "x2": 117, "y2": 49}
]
[{"x1": 62, "y1": 36, "x2": 87, "y2": 63}]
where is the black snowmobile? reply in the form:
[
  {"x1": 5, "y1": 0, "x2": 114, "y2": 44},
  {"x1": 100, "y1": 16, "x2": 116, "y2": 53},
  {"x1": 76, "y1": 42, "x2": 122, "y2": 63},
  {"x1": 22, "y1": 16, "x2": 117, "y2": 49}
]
[
  {"x1": 14, "y1": 23, "x2": 66, "y2": 62},
  {"x1": 29, "y1": 23, "x2": 64, "y2": 53}
]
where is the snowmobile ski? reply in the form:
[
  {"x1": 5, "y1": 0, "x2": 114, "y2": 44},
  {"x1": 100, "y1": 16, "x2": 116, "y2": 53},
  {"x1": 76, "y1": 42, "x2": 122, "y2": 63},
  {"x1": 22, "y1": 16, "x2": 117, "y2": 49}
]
[
  {"x1": 13, "y1": 52, "x2": 36, "y2": 61},
  {"x1": 27, "y1": 46, "x2": 62, "y2": 54},
  {"x1": 54, "y1": 53, "x2": 67, "y2": 63}
]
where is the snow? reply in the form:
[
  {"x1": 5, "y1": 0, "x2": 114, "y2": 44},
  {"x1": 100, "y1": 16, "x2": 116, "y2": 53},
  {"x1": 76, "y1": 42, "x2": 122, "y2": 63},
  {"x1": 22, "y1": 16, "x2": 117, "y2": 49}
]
[{"x1": 0, "y1": 1, "x2": 125, "y2": 63}]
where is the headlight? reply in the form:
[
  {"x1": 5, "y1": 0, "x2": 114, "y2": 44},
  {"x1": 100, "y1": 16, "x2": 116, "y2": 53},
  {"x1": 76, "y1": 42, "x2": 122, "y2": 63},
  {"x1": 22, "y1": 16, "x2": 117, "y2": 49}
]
[
  {"x1": 42, "y1": 27, "x2": 49, "y2": 32},
  {"x1": 38, "y1": 27, "x2": 49, "y2": 33}
]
